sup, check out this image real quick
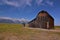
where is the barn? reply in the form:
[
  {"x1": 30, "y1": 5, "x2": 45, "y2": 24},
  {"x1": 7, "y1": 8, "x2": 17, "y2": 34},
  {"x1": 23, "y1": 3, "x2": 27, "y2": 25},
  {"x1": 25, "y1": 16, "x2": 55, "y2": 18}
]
[{"x1": 28, "y1": 10, "x2": 54, "y2": 29}]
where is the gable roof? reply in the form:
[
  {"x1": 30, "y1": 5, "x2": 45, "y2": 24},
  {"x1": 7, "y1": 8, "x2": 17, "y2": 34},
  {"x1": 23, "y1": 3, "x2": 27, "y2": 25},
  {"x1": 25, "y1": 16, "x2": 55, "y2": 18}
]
[
  {"x1": 28, "y1": 18, "x2": 36, "y2": 23},
  {"x1": 37, "y1": 10, "x2": 54, "y2": 20}
]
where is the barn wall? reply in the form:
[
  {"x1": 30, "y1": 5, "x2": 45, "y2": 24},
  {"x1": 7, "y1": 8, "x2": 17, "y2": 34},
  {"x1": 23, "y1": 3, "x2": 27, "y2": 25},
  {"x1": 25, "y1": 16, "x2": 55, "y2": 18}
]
[
  {"x1": 37, "y1": 13, "x2": 48, "y2": 28},
  {"x1": 49, "y1": 17, "x2": 54, "y2": 29}
]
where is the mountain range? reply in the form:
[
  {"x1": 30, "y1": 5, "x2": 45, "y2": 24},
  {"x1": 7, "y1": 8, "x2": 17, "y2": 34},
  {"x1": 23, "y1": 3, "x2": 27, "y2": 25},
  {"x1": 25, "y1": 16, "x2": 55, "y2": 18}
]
[{"x1": 0, "y1": 17, "x2": 29, "y2": 24}]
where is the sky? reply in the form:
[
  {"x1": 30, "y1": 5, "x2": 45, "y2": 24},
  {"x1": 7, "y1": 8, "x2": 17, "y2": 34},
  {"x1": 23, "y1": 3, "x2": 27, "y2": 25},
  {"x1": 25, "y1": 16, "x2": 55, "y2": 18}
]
[{"x1": 0, "y1": 0, "x2": 60, "y2": 26}]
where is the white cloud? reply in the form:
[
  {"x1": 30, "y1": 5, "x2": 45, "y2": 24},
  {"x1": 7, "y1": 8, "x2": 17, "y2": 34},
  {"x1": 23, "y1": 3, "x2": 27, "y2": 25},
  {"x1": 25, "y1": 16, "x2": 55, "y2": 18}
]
[
  {"x1": 36, "y1": 0, "x2": 43, "y2": 5},
  {"x1": 26, "y1": 0, "x2": 32, "y2": 6},
  {"x1": 2, "y1": 0, "x2": 32, "y2": 7},
  {"x1": 5, "y1": 0, "x2": 19, "y2": 7},
  {"x1": 0, "y1": 0, "x2": 54, "y2": 7},
  {"x1": 46, "y1": 1, "x2": 54, "y2": 6},
  {"x1": 36, "y1": 0, "x2": 54, "y2": 6}
]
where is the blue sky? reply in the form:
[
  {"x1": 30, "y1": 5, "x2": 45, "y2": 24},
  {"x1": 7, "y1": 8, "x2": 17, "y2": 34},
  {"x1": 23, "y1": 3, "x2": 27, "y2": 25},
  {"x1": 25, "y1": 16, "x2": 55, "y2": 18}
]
[{"x1": 0, "y1": 0, "x2": 60, "y2": 26}]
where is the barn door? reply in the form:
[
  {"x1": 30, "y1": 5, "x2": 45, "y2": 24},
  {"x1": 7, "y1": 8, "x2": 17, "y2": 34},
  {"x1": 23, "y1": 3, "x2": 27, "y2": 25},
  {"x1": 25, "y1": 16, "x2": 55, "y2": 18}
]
[{"x1": 47, "y1": 22, "x2": 49, "y2": 29}]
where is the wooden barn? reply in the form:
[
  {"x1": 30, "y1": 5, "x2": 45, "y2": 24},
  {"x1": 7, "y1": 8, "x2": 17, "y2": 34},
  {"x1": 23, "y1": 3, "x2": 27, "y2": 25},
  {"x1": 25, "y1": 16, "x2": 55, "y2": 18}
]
[{"x1": 28, "y1": 10, "x2": 54, "y2": 29}]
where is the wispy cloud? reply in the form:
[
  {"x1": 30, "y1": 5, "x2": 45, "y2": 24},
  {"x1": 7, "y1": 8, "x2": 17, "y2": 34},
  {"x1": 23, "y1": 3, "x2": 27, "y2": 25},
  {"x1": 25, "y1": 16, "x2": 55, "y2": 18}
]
[
  {"x1": 0, "y1": 0, "x2": 54, "y2": 7},
  {"x1": 46, "y1": 1, "x2": 54, "y2": 6},
  {"x1": 26, "y1": 0, "x2": 32, "y2": 6},
  {"x1": 5, "y1": 0, "x2": 19, "y2": 7},
  {"x1": 2, "y1": 0, "x2": 32, "y2": 7},
  {"x1": 36, "y1": 0, "x2": 43, "y2": 5},
  {"x1": 36, "y1": 0, "x2": 54, "y2": 6}
]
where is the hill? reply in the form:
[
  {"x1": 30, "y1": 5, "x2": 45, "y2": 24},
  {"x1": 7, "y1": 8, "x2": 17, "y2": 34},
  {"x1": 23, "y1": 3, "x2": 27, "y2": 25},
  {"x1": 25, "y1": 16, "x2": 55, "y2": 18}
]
[{"x1": 0, "y1": 23, "x2": 60, "y2": 40}]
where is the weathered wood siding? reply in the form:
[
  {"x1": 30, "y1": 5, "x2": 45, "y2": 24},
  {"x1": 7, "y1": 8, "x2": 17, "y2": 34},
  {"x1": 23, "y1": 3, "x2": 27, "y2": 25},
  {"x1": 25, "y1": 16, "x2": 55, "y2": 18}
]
[{"x1": 28, "y1": 10, "x2": 54, "y2": 29}]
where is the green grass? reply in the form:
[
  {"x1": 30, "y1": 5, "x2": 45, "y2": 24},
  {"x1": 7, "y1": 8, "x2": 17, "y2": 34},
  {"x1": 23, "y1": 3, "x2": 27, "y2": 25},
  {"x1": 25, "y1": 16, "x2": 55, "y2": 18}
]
[
  {"x1": 0, "y1": 23, "x2": 60, "y2": 40},
  {"x1": 0, "y1": 23, "x2": 23, "y2": 33},
  {"x1": 0, "y1": 23, "x2": 60, "y2": 34},
  {"x1": 55, "y1": 26, "x2": 60, "y2": 30},
  {"x1": 55, "y1": 26, "x2": 60, "y2": 28},
  {"x1": 0, "y1": 23, "x2": 42, "y2": 35}
]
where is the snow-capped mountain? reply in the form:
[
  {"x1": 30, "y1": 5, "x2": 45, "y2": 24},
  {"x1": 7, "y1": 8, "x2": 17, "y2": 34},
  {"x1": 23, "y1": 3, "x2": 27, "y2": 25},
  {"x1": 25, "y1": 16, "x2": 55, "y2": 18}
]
[
  {"x1": 18, "y1": 18, "x2": 29, "y2": 24},
  {"x1": 0, "y1": 17, "x2": 29, "y2": 24}
]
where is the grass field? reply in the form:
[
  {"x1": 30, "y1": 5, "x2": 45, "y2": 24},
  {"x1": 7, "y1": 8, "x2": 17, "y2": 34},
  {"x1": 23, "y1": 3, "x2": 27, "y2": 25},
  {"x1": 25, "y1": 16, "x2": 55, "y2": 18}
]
[
  {"x1": 55, "y1": 26, "x2": 60, "y2": 30},
  {"x1": 0, "y1": 23, "x2": 60, "y2": 40}
]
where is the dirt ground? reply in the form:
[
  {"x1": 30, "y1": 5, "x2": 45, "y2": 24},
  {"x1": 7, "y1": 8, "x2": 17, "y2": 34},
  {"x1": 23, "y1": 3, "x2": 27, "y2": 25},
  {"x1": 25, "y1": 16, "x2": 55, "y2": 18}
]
[{"x1": 0, "y1": 28, "x2": 60, "y2": 40}]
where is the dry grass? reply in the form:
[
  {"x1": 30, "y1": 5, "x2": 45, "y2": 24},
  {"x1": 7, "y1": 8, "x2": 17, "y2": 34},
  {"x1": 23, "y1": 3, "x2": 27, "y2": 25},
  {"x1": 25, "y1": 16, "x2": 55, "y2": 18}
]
[
  {"x1": 55, "y1": 26, "x2": 60, "y2": 30},
  {"x1": 0, "y1": 23, "x2": 60, "y2": 40}
]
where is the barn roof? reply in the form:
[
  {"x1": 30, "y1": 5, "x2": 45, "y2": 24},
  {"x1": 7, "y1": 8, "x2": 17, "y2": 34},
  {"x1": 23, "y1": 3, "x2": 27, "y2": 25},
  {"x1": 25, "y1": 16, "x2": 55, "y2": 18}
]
[
  {"x1": 28, "y1": 18, "x2": 36, "y2": 23},
  {"x1": 38, "y1": 10, "x2": 54, "y2": 20}
]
